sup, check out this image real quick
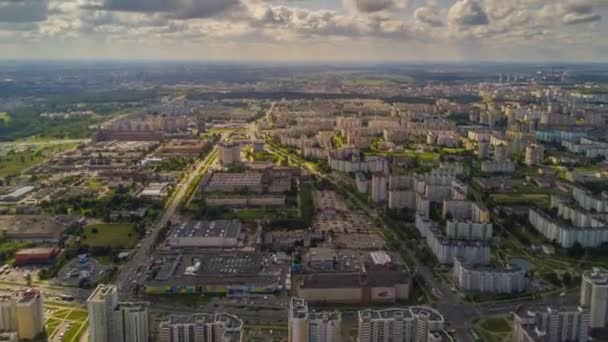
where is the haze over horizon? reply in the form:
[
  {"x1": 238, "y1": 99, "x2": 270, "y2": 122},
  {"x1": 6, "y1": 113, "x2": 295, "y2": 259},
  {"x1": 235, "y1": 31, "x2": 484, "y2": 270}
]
[{"x1": 1, "y1": 0, "x2": 608, "y2": 62}]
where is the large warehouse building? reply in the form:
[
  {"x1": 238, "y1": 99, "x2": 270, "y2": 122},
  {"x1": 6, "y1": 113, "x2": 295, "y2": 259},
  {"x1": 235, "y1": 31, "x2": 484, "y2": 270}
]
[{"x1": 166, "y1": 220, "x2": 243, "y2": 249}]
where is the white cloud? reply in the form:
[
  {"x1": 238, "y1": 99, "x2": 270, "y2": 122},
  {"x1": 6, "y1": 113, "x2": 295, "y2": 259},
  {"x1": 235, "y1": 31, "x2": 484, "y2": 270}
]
[{"x1": 448, "y1": 0, "x2": 489, "y2": 26}]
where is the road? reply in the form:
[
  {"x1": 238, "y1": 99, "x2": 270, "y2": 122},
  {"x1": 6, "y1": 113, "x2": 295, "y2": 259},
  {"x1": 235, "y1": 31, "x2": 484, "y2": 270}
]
[
  {"x1": 262, "y1": 136, "x2": 580, "y2": 341},
  {"x1": 115, "y1": 146, "x2": 218, "y2": 299}
]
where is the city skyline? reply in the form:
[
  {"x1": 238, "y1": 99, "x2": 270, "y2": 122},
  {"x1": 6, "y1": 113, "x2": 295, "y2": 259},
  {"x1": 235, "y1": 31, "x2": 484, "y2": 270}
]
[{"x1": 1, "y1": 0, "x2": 607, "y2": 62}]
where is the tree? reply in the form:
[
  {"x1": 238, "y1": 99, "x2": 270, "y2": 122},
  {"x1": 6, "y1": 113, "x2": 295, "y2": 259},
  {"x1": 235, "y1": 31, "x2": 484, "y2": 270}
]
[{"x1": 562, "y1": 272, "x2": 572, "y2": 286}]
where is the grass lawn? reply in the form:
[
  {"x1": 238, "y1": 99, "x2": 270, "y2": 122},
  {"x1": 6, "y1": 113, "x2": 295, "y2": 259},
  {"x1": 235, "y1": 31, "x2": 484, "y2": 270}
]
[
  {"x1": 95, "y1": 255, "x2": 114, "y2": 265},
  {"x1": 86, "y1": 178, "x2": 104, "y2": 190},
  {"x1": 0, "y1": 112, "x2": 10, "y2": 124},
  {"x1": 82, "y1": 223, "x2": 138, "y2": 249},
  {"x1": 45, "y1": 305, "x2": 89, "y2": 342},
  {"x1": 441, "y1": 147, "x2": 467, "y2": 154},
  {"x1": 474, "y1": 316, "x2": 513, "y2": 342},
  {"x1": 491, "y1": 193, "x2": 550, "y2": 208},
  {"x1": 0, "y1": 143, "x2": 77, "y2": 179},
  {"x1": 65, "y1": 309, "x2": 89, "y2": 322},
  {"x1": 480, "y1": 317, "x2": 512, "y2": 332},
  {"x1": 236, "y1": 209, "x2": 264, "y2": 222}
]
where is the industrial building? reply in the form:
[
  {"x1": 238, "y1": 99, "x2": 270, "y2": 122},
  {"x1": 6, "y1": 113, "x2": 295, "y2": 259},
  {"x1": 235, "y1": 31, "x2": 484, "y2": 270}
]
[
  {"x1": 292, "y1": 250, "x2": 410, "y2": 304},
  {"x1": 166, "y1": 220, "x2": 243, "y2": 249},
  {"x1": 144, "y1": 252, "x2": 283, "y2": 296},
  {"x1": 0, "y1": 186, "x2": 35, "y2": 202},
  {"x1": 14, "y1": 248, "x2": 60, "y2": 266}
]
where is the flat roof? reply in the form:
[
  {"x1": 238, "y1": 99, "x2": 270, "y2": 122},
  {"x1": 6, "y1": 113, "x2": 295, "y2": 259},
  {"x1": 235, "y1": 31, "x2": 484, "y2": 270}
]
[
  {"x1": 207, "y1": 173, "x2": 263, "y2": 187},
  {"x1": 358, "y1": 306, "x2": 443, "y2": 322},
  {"x1": 169, "y1": 220, "x2": 242, "y2": 239},
  {"x1": 15, "y1": 248, "x2": 58, "y2": 255},
  {"x1": 1, "y1": 186, "x2": 35, "y2": 199},
  {"x1": 297, "y1": 269, "x2": 408, "y2": 289}
]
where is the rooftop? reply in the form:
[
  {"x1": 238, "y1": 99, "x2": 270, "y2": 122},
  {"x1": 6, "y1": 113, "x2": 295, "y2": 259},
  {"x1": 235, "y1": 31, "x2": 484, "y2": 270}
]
[
  {"x1": 358, "y1": 306, "x2": 444, "y2": 323},
  {"x1": 169, "y1": 220, "x2": 242, "y2": 239},
  {"x1": 206, "y1": 172, "x2": 263, "y2": 187}
]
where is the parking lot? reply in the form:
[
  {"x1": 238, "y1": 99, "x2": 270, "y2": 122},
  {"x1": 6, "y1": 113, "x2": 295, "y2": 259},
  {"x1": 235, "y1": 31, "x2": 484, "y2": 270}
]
[{"x1": 56, "y1": 256, "x2": 110, "y2": 287}]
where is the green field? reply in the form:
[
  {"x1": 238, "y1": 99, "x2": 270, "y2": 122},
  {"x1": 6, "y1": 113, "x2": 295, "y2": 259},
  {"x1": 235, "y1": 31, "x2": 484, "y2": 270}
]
[
  {"x1": 491, "y1": 193, "x2": 550, "y2": 208},
  {"x1": 0, "y1": 143, "x2": 77, "y2": 179},
  {"x1": 45, "y1": 304, "x2": 88, "y2": 342},
  {"x1": 0, "y1": 112, "x2": 10, "y2": 124},
  {"x1": 474, "y1": 317, "x2": 513, "y2": 342},
  {"x1": 82, "y1": 223, "x2": 138, "y2": 249},
  {"x1": 441, "y1": 147, "x2": 467, "y2": 154}
]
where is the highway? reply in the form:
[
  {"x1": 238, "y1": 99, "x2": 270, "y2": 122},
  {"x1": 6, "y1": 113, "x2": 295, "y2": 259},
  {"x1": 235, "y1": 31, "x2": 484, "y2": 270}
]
[{"x1": 115, "y1": 146, "x2": 218, "y2": 299}]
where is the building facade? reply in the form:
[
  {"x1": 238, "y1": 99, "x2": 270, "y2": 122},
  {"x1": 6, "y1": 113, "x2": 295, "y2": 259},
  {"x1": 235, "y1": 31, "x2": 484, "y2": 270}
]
[
  {"x1": 453, "y1": 257, "x2": 525, "y2": 294},
  {"x1": 357, "y1": 307, "x2": 453, "y2": 342},
  {"x1": 512, "y1": 306, "x2": 589, "y2": 342},
  {"x1": 289, "y1": 298, "x2": 342, "y2": 342},
  {"x1": 580, "y1": 267, "x2": 608, "y2": 329}
]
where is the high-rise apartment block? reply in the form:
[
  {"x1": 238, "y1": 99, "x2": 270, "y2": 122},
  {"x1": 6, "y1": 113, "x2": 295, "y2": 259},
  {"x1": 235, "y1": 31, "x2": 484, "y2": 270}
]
[
  {"x1": 357, "y1": 307, "x2": 452, "y2": 342},
  {"x1": 116, "y1": 303, "x2": 149, "y2": 342},
  {"x1": 87, "y1": 284, "x2": 149, "y2": 342},
  {"x1": 218, "y1": 142, "x2": 241, "y2": 165},
  {"x1": 581, "y1": 267, "x2": 608, "y2": 329},
  {"x1": 158, "y1": 313, "x2": 243, "y2": 342},
  {"x1": 513, "y1": 306, "x2": 589, "y2": 342},
  {"x1": 0, "y1": 289, "x2": 44, "y2": 340},
  {"x1": 88, "y1": 284, "x2": 120, "y2": 342},
  {"x1": 525, "y1": 144, "x2": 545, "y2": 166},
  {"x1": 289, "y1": 298, "x2": 342, "y2": 342}
]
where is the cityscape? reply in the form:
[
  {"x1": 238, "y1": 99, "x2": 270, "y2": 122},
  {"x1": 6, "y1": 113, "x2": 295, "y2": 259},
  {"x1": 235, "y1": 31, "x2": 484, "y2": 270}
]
[{"x1": 0, "y1": 1, "x2": 608, "y2": 342}]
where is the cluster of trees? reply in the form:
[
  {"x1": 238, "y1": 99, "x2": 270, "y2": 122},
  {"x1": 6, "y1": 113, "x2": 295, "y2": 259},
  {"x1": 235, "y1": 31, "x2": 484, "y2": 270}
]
[
  {"x1": 264, "y1": 182, "x2": 314, "y2": 230},
  {"x1": 0, "y1": 106, "x2": 100, "y2": 141},
  {"x1": 43, "y1": 188, "x2": 161, "y2": 220},
  {"x1": 0, "y1": 241, "x2": 34, "y2": 264}
]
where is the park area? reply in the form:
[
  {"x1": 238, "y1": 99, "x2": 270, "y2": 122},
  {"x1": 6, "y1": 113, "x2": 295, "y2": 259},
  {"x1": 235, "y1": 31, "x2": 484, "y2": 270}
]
[
  {"x1": 45, "y1": 303, "x2": 88, "y2": 342},
  {"x1": 0, "y1": 142, "x2": 77, "y2": 179},
  {"x1": 473, "y1": 316, "x2": 513, "y2": 342},
  {"x1": 490, "y1": 193, "x2": 550, "y2": 208},
  {"x1": 81, "y1": 223, "x2": 139, "y2": 249}
]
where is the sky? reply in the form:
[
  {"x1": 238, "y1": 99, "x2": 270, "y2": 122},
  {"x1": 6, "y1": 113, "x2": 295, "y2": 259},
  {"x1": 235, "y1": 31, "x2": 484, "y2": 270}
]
[{"x1": 0, "y1": 0, "x2": 607, "y2": 62}]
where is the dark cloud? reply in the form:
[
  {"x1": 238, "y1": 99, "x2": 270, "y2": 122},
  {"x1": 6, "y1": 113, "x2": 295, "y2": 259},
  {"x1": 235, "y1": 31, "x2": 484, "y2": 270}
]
[
  {"x1": 0, "y1": 0, "x2": 48, "y2": 23},
  {"x1": 447, "y1": 0, "x2": 489, "y2": 26},
  {"x1": 562, "y1": 12, "x2": 601, "y2": 23},
  {"x1": 83, "y1": 0, "x2": 241, "y2": 19},
  {"x1": 343, "y1": 0, "x2": 408, "y2": 13},
  {"x1": 561, "y1": 0, "x2": 602, "y2": 24}
]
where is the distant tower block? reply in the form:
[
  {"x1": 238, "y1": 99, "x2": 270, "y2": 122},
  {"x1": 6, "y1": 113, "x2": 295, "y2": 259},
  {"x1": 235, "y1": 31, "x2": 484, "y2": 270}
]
[
  {"x1": 218, "y1": 142, "x2": 241, "y2": 165},
  {"x1": 494, "y1": 143, "x2": 508, "y2": 162},
  {"x1": 478, "y1": 140, "x2": 490, "y2": 160}
]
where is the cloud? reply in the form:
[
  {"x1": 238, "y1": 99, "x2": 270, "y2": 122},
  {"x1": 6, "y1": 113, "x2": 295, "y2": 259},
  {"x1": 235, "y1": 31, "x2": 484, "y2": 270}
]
[
  {"x1": 414, "y1": 1, "x2": 443, "y2": 27},
  {"x1": 448, "y1": 0, "x2": 489, "y2": 26},
  {"x1": 535, "y1": 0, "x2": 602, "y2": 25},
  {"x1": 343, "y1": 0, "x2": 409, "y2": 13},
  {"x1": 82, "y1": 0, "x2": 242, "y2": 19},
  {"x1": 561, "y1": 0, "x2": 602, "y2": 24},
  {"x1": 247, "y1": 4, "x2": 415, "y2": 40},
  {"x1": 0, "y1": 0, "x2": 48, "y2": 22}
]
